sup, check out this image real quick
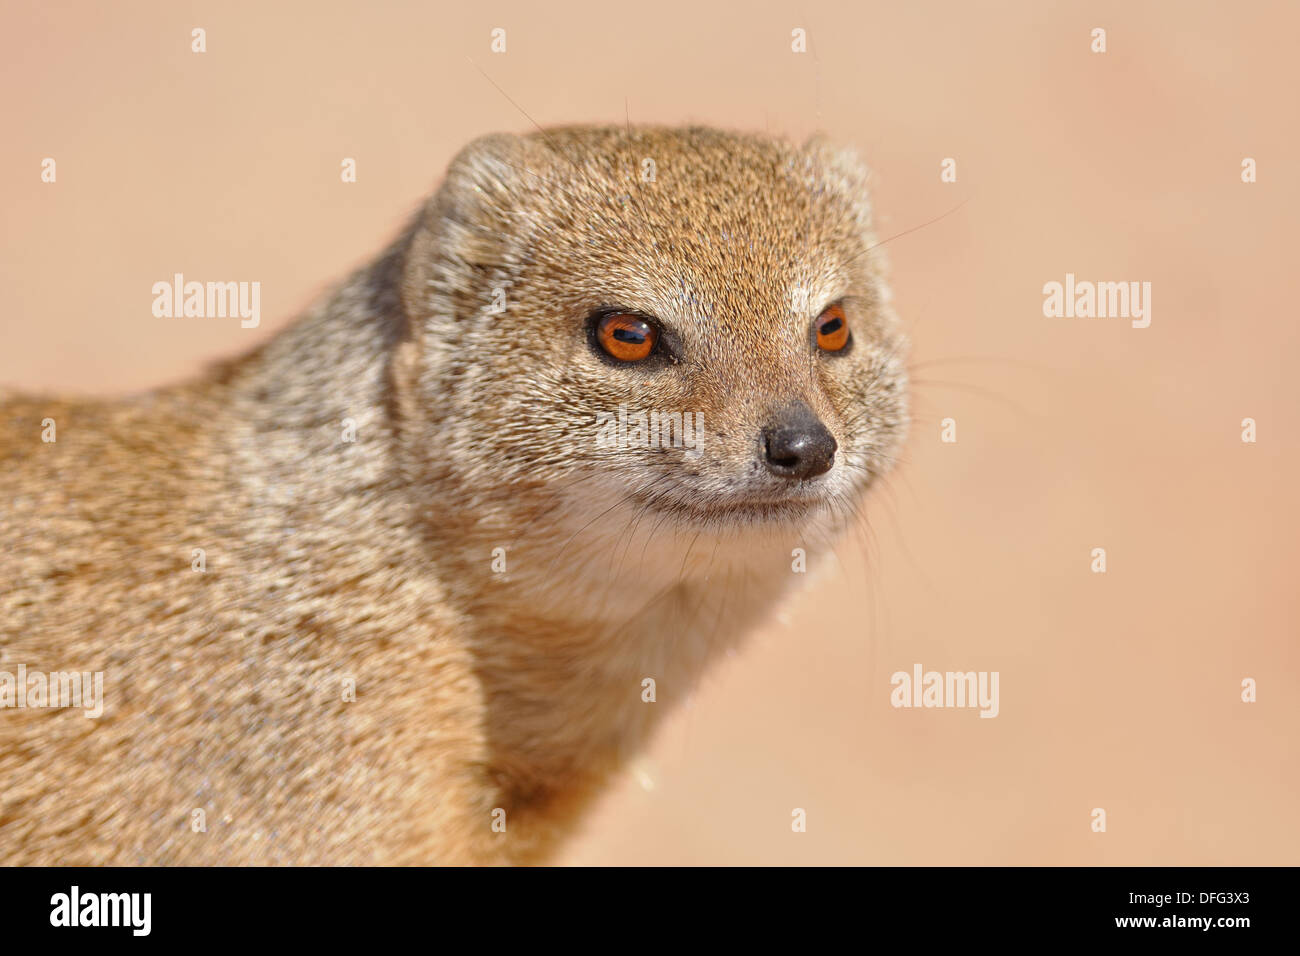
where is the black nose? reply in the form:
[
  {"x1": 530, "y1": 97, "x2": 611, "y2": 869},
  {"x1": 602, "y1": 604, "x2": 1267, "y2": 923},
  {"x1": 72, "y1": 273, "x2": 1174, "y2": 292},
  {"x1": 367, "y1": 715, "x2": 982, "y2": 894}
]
[{"x1": 761, "y1": 403, "x2": 837, "y2": 480}]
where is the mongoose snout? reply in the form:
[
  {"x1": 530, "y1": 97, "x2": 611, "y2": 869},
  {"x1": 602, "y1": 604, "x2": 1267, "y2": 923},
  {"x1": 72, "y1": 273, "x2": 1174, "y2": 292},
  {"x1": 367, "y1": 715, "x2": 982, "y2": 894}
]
[{"x1": 760, "y1": 401, "x2": 838, "y2": 480}]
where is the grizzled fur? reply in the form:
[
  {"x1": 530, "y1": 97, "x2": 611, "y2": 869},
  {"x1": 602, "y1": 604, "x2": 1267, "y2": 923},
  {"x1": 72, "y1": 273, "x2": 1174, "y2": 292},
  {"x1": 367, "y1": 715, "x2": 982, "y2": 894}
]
[{"x1": 0, "y1": 126, "x2": 907, "y2": 864}]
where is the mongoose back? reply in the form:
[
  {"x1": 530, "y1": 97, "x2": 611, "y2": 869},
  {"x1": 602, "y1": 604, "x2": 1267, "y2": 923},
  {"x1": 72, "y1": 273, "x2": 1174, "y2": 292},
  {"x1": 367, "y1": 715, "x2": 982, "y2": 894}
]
[{"x1": 0, "y1": 126, "x2": 908, "y2": 864}]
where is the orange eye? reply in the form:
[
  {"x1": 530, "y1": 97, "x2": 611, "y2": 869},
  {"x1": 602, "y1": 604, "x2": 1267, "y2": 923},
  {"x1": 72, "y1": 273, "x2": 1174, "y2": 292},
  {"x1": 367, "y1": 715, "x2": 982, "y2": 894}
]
[
  {"x1": 596, "y1": 313, "x2": 658, "y2": 363},
  {"x1": 815, "y1": 304, "x2": 850, "y2": 352}
]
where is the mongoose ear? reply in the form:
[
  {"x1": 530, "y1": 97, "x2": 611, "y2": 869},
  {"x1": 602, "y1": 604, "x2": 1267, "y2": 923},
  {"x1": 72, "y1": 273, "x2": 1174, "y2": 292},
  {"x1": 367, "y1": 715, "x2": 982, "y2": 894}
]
[
  {"x1": 434, "y1": 132, "x2": 532, "y2": 227},
  {"x1": 403, "y1": 133, "x2": 534, "y2": 322},
  {"x1": 801, "y1": 134, "x2": 875, "y2": 230},
  {"x1": 801, "y1": 134, "x2": 871, "y2": 181}
]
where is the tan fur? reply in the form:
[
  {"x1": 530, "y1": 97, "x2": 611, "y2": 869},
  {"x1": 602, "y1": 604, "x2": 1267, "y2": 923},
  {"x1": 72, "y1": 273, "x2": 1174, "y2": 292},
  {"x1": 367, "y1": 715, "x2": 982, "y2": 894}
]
[{"x1": 0, "y1": 126, "x2": 907, "y2": 864}]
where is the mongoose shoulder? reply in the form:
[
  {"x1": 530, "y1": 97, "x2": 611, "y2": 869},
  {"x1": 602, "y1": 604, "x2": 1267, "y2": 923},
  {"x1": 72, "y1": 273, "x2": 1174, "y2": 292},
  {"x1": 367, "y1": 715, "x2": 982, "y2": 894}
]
[{"x1": 0, "y1": 125, "x2": 908, "y2": 864}]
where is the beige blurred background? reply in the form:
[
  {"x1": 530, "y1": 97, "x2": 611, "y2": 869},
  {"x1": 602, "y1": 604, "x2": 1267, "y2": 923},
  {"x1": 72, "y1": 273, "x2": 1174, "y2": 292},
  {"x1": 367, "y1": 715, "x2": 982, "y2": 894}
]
[{"x1": 2, "y1": 0, "x2": 1297, "y2": 864}]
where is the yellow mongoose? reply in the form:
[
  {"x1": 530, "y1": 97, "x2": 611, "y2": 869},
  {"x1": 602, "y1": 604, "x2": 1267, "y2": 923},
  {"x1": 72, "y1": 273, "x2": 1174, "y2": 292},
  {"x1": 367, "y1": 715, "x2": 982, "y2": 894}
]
[{"x1": 0, "y1": 126, "x2": 908, "y2": 864}]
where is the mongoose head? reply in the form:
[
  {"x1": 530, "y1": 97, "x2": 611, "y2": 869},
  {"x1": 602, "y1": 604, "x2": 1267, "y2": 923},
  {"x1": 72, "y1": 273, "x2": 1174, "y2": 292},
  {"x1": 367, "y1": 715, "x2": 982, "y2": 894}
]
[{"x1": 401, "y1": 126, "x2": 907, "y2": 553}]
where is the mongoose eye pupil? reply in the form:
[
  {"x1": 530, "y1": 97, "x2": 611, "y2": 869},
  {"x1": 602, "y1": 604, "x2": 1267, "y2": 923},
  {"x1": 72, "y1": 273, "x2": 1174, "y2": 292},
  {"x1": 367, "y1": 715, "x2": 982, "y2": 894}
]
[
  {"x1": 596, "y1": 313, "x2": 658, "y2": 362},
  {"x1": 815, "y1": 304, "x2": 851, "y2": 352}
]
